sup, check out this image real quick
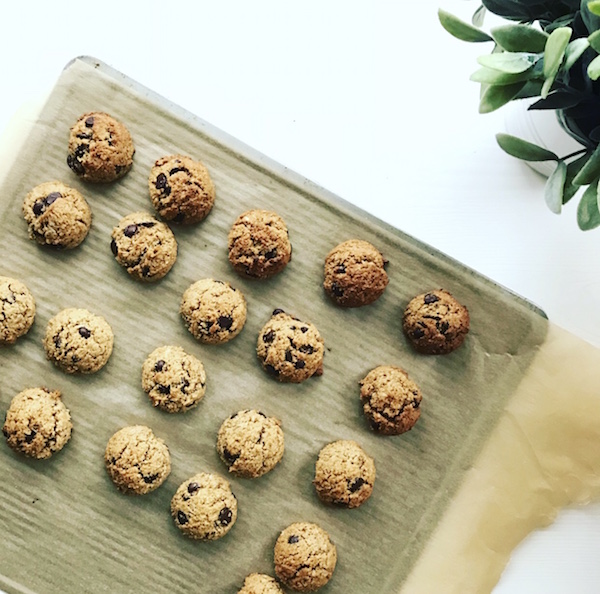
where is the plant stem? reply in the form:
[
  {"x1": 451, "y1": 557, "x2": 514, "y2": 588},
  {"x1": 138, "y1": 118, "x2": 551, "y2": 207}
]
[{"x1": 561, "y1": 148, "x2": 588, "y2": 160}]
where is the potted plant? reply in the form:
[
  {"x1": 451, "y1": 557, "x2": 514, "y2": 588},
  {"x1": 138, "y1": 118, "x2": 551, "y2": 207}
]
[{"x1": 439, "y1": 0, "x2": 600, "y2": 229}]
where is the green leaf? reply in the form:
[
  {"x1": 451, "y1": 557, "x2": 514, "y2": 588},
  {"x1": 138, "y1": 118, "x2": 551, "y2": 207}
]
[
  {"x1": 542, "y1": 27, "x2": 572, "y2": 98},
  {"x1": 478, "y1": 51, "x2": 539, "y2": 73},
  {"x1": 472, "y1": 4, "x2": 486, "y2": 27},
  {"x1": 545, "y1": 161, "x2": 567, "y2": 214},
  {"x1": 438, "y1": 9, "x2": 493, "y2": 43},
  {"x1": 496, "y1": 133, "x2": 559, "y2": 161},
  {"x1": 589, "y1": 30, "x2": 600, "y2": 52},
  {"x1": 491, "y1": 24, "x2": 548, "y2": 53},
  {"x1": 564, "y1": 154, "x2": 589, "y2": 204},
  {"x1": 590, "y1": 1, "x2": 600, "y2": 17},
  {"x1": 564, "y1": 38, "x2": 590, "y2": 71},
  {"x1": 588, "y1": 54, "x2": 600, "y2": 80},
  {"x1": 577, "y1": 179, "x2": 600, "y2": 230},
  {"x1": 479, "y1": 83, "x2": 527, "y2": 113},
  {"x1": 574, "y1": 144, "x2": 600, "y2": 185},
  {"x1": 470, "y1": 66, "x2": 533, "y2": 85}
]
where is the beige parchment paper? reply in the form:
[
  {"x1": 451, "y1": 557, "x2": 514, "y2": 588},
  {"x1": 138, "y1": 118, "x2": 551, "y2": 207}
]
[{"x1": 0, "y1": 57, "x2": 598, "y2": 594}]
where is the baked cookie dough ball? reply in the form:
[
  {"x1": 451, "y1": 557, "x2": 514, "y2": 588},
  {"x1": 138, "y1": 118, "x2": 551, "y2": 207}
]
[
  {"x1": 44, "y1": 308, "x2": 114, "y2": 374},
  {"x1": 148, "y1": 154, "x2": 215, "y2": 224},
  {"x1": 238, "y1": 574, "x2": 284, "y2": 594},
  {"x1": 67, "y1": 111, "x2": 134, "y2": 183},
  {"x1": 360, "y1": 365, "x2": 422, "y2": 435},
  {"x1": 0, "y1": 276, "x2": 35, "y2": 345},
  {"x1": 217, "y1": 410, "x2": 284, "y2": 478},
  {"x1": 323, "y1": 239, "x2": 388, "y2": 307},
  {"x1": 170, "y1": 472, "x2": 237, "y2": 540},
  {"x1": 2, "y1": 387, "x2": 72, "y2": 459},
  {"x1": 104, "y1": 425, "x2": 171, "y2": 495},
  {"x1": 274, "y1": 522, "x2": 337, "y2": 592},
  {"x1": 22, "y1": 181, "x2": 92, "y2": 249},
  {"x1": 111, "y1": 211, "x2": 177, "y2": 282},
  {"x1": 141, "y1": 345, "x2": 206, "y2": 413},
  {"x1": 403, "y1": 289, "x2": 470, "y2": 355},
  {"x1": 313, "y1": 440, "x2": 376, "y2": 509},
  {"x1": 180, "y1": 279, "x2": 247, "y2": 344},
  {"x1": 256, "y1": 309, "x2": 324, "y2": 383},
  {"x1": 227, "y1": 209, "x2": 292, "y2": 279}
]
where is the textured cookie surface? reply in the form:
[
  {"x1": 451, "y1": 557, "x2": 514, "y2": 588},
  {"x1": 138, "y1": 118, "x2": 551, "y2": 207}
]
[
  {"x1": 2, "y1": 387, "x2": 72, "y2": 459},
  {"x1": 403, "y1": 289, "x2": 470, "y2": 354},
  {"x1": 274, "y1": 522, "x2": 337, "y2": 592},
  {"x1": 111, "y1": 211, "x2": 177, "y2": 282},
  {"x1": 217, "y1": 409, "x2": 284, "y2": 478},
  {"x1": 238, "y1": 573, "x2": 284, "y2": 594},
  {"x1": 180, "y1": 279, "x2": 247, "y2": 344},
  {"x1": 170, "y1": 472, "x2": 237, "y2": 540},
  {"x1": 104, "y1": 425, "x2": 171, "y2": 495},
  {"x1": 256, "y1": 310, "x2": 324, "y2": 383},
  {"x1": 67, "y1": 111, "x2": 134, "y2": 183},
  {"x1": 148, "y1": 154, "x2": 215, "y2": 224},
  {"x1": 141, "y1": 345, "x2": 206, "y2": 413},
  {"x1": 360, "y1": 365, "x2": 422, "y2": 435},
  {"x1": 22, "y1": 181, "x2": 92, "y2": 249},
  {"x1": 228, "y1": 209, "x2": 292, "y2": 279},
  {"x1": 0, "y1": 276, "x2": 35, "y2": 345},
  {"x1": 43, "y1": 308, "x2": 114, "y2": 374},
  {"x1": 323, "y1": 239, "x2": 388, "y2": 307},
  {"x1": 313, "y1": 440, "x2": 376, "y2": 508}
]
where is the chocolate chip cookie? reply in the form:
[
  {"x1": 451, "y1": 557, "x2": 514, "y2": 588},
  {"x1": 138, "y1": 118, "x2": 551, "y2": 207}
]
[
  {"x1": 238, "y1": 574, "x2": 284, "y2": 594},
  {"x1": 0, "y1": 276, "x2": 35, "y2": 345}
]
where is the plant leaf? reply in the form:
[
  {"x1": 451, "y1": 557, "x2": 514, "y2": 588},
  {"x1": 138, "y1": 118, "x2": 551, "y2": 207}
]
[
  {"x1": 577, "y1": 179, "x2": 600, "y2": 230},
  {"x1": 590, "y1": 0, "x2": 600, "y2": 17},
  {"x1": 496, "y1": 133, "x2": 559, "y2": 161},
  {"x1": 528, "y1": 91, "x2": 581, "y2": 110},
  {"x1": 479, "y1": 82, "x2": 527, "y2": 113},
  {"x1": 478, "y1": 51, "x2": 539, "y2": 73},
  {"x1": 563, "y1": 38, "x2": 591, "y2": 71},
  {"x1": 564, "y1": 154, "x2": 589, "y2": 204},
  {"x1": 491, "y1": 24, "x2": 548, "y2": 53},
  {"x1": 438, "y1": 9, "x2": 493, "y2": 43},
  {"x1": 589, "y1": 30, "x2": 600, "y2": 52},
  {"x1": 545, "y1": 160, "x2": 567, "y2": 214},
  {"x1": 472, "y1": 4, "x2": 486, "y2": 27},
  {"x1": 588, "y1": 54, "x2": 600, "y2": 80},
  {"x1": 542, "y1": 27, "x2": 573, "y2": 98},
  {"x1": 470, "y1": 66, "x2": 533, "y2": 85},
  {"x1": 573, "y1": 144, "x2": 600, "y2": 185}
]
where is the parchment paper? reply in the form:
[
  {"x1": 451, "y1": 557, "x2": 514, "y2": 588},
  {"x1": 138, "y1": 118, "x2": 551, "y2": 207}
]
[{"x1": 0, "y1": 57, "x2": 597, "y2": 594}]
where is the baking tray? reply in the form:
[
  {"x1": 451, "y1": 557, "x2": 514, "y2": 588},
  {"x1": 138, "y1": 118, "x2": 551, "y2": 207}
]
[{"x1": 0, "y1": 56, "x2": 548, "y2": 594}]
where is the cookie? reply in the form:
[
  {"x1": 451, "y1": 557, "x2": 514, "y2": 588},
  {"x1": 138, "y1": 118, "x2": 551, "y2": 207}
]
[
  {"x1": 104, "y1": 425, "x2": 171, "y2": 495},
  {"x1": 256, "y1": 309, "x2": 324, "y2": 383},
  {"x1": 238, "y1": 574, "x2": 284, "y2": 594},
  {"x1": 402, "y1": 289, "x2": 470, "y2": 354},
  {"x1": 180, "y1": 279, "x2": 247, "y2": 344},
  {"x1": 313, "y1": 440, "x2": 376, "y2": 508},
  {"x1": 359, "y1": 365, "x2": 422, "y2": 435},
  {"x1": 110, "y1": 211, "x2": 178, "y2": 282},
  {"x1": 273, "y1": 522, "x2": 337, "y2": 592},
  {"x1": 43, "y1": 308, "x2": 114, "y2": 374},
  {"x1": 141, "y1": 345, "x2": 207, "y2": 413},
  {"x1": 170, "y1": 472, "x2": 238, "y2": 540},
  {"x1": 323, "y1": 239, "x2": 389, "y2": 307},
  {"x1": 67, "y1": 111, "x2": 134, "y2": 183},
  {"x1": 2, "y1": 387, "x2": 72, "y2": 459},
  {"x1": 148, "y1": 154, "x2": 215, "y2": 224},
  {"x1": 0, "y1": 276, "x2": 35, "y2": 345},
  {"x1": 217, "y1": 410, "x2": 284, "y2": 478},
  {"x1": 22, "y1": 181, "x2": 92, "y2": 249},
  {"x1": 227, "y1": 209, "x2": 292, "y2": 279}
]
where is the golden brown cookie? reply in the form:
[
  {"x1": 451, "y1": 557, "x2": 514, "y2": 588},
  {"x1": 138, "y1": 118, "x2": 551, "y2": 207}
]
[
  {"x1": 313, "y1": 440, "x2": 376, "y2": 508},
  {"x1": 238, "y1": 573, "x2": 284, "y2": 594},
  {"x1": 67, "y1": 111, "x2": 134, "y2": 183},
  {"x1": 403, "y1": 289, "x2": 470, "y2": 354},
  {"x1": 228, "y1": 209, "x2": 292, "y2": 279},
  {"x1": 360, "y1": 365, "x2": 422, "y2": 435},
  {"x1": 0, "y1": 276, "x2": 35, "y2": 345},
  {"x1": 323, "y1": 239, "x2": 388, "y2": 307}
]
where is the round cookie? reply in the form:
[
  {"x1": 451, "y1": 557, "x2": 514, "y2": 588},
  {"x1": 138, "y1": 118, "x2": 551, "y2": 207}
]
[
  {"x1": 170, "y1": 472, "x2": 238, "y2": 540},
  {"x1": 238, "y1": 574, "x2": 284, "y2": 594},
  {"x1": 227, "y1": 209, "x2": 292, "y2": 279},
  {"x1": 0, "y1": 276, "x2": 35, "y2": 345},
  {"x1": 323, "y1": 239, "x2": 388, "y2": 307},
  {"x1": 313, "y1": 440, "x2": 376, "y2": 509},
  {"x1": 402, "y1": 289, "x2": 470, "y2": 354},
  {"x1": 67, "y1": 111, "x2": 134, "y2": 183},
  {"x1": 274, "y1": 522, "x2": 337, "y2": 592},
  {"x1": 111, "y1": 211, "x2": 178, "y2": 282},
  {"x1": 104, "y1": 425, "x2": 171, "y2": 495},
  {"x1": 360, "y1": 365, "x2": 422, "y2": 435},
  {"x1": 180, "y1": 279, "x2": 247, "y2": 344},
  {"x1": 43, "y1": 308, "x2": 114, "y2": 374},
  {"x1": 2, "y1": 387, "x2": 72, "y2": 459},
  {"x1": 148, "y1": 154, "x2": 215, "y2": 224},
  {"x1": 141, "y1": 345, "x2": 207, "y2": 413},
  {"x1": 22, "y1": 181, "x2": 92, "y2": 249},
  {"x1": 256, "y1": 309, "x2": 324, "y2": 383},
  {"x1": 217, "y1": 410, "x2": 284, "y2": 478}
]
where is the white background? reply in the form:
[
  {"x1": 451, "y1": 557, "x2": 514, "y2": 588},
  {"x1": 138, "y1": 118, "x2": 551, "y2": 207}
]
[{"x1": 1, "y1": 1, "x2": 599, "y2": 592}]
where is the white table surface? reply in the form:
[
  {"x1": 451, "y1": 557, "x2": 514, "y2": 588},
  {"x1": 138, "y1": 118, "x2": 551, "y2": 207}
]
[{"x1": 1, "y1": 1, "x2": 599, "y2": 592}]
